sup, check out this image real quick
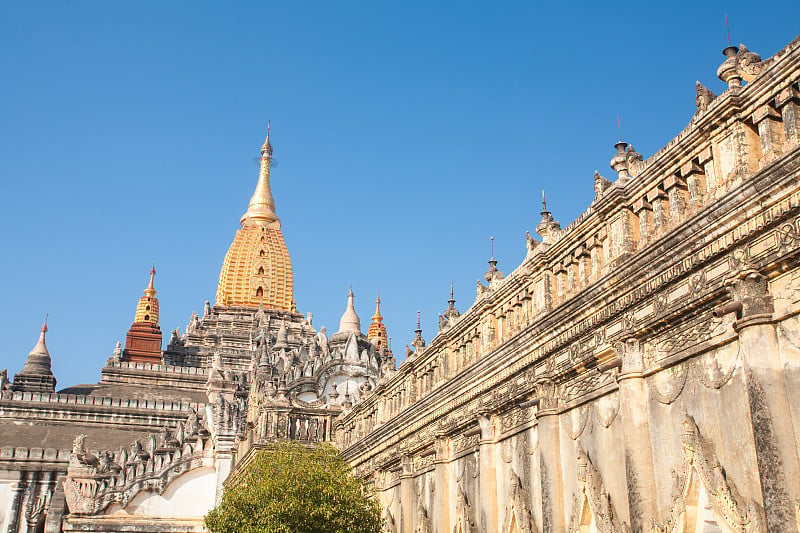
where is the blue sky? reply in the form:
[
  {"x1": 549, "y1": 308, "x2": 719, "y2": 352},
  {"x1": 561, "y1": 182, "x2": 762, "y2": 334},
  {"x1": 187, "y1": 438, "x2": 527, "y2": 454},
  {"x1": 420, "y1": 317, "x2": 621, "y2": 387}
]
[{"x1": 1, "y1": 1, "x2": 798, "y2": 388}]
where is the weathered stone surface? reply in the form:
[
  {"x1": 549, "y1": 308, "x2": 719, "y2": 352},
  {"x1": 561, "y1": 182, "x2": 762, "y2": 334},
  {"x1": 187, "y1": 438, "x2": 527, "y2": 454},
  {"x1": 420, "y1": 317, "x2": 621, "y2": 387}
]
[{"x1": 340, "y1": 36, "x2": 800, "y2": 533}]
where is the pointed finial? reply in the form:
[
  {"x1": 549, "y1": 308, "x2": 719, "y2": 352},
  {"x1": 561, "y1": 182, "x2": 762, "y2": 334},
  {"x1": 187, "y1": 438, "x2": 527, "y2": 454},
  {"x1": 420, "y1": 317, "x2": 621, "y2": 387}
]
[
  {"x1": 416, "y1": 311, "x2": 421, "y2": 331},
  {"x1": 338, "y1": 285, "x2": 361, "y2": 333},
  {"x1": 145, "y1": 262, "x2": 157, "y2": 296},
  {"x1": 617, "y1": 115, "x2": 621, "y2": 143},
  {"x1": 542, "y1": 189, "x2": 547, "y2": 212},
  {"x1": 42, "y1": 313, "x2": 49, "y2": 333},
  {"x1": 450, "y1": 282, "x2": 454, "y2": 301},
  {"x1": 490, "y1": 236, "x2": 494, "y2": 260},
  {"x1": 725, "y1": 14, "x2": 731, "y2": 47},
  {"x1": 372, "y1": 293, "x2": 383, "y2": 322},
  {"x1": 261, "y1": 121, "x2": 273, "y2": 156}
]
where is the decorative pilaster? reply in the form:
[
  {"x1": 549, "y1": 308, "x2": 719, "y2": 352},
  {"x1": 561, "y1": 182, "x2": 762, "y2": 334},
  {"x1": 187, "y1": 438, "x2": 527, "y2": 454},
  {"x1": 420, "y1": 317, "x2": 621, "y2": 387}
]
[
  {"x1": 723, "y1": 269, "x2": 800, "y2": 531},
  {"x1": 614, "y1": 339, "x2": 658, "y2": 531},
  {"x1": 664, "y1": 174, "x2": 687, "y2": 223},
  {"x1": 753, "y1": 104, "x2": 785, "y2": 166},
  {"x1": 646, "y1": 186, "x2": 668, "y2": 234},
  {"x1": 776, "y1": 86, "x2": 800, "y2": 149},
  {"x1": 399, "y1": 455, "x2": 414, "y2": 533},
  {"x1": 534, "y1": 380, "x2": 565, "y2": 532},
  {"x1": 477, "y1": 413, "x2": 499, "y2": 532},
  {"x1": 681, "y1": 160, "x2": 706, "y2": 209},
  {"x1": 433, "y1": 436, "x2": 451, "y2": 532}
]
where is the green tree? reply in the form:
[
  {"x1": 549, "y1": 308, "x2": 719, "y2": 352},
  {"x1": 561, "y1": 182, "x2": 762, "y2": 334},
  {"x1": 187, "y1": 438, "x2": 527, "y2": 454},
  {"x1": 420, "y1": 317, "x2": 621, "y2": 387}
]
[{"x1": 204, "y1": 441, "x2": 382, "y2": 533}]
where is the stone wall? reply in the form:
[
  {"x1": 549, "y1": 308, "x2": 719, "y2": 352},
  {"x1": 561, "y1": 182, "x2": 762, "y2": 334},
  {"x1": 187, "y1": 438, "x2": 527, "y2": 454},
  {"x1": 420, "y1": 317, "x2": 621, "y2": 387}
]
[{"x1": 338, "y1": 36, "x2": 800, "y2": 532}]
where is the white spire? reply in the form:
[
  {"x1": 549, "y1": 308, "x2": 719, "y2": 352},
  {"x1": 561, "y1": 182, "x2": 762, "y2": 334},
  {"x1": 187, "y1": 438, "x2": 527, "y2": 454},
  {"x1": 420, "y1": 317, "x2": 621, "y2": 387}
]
[{"x1": 338, "y1": 287, "x2": 361, "y2": 334}]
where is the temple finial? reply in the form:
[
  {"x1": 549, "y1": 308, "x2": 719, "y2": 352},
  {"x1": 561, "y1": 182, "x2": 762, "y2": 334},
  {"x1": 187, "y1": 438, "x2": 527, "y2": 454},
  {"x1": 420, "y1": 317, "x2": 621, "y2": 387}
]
[
  {"x1": 542, "y1": 189, "x2": 547, "y2": 212},
  {"x1": 145, "y1": 262, "x2": 157, "y2": 297},
  {"x1": 490, "y1": 236, "x2": 494, "y2": 260},
  {"x1": 42, "y1": 313, "x2": 48, "y2": 333},
  {"x1": 338, "y1": 286, "x2": 361, "y2": 334},
  {"x1": 372, "y1": 293, "x2": 383, "y2": 322},
  {"x1": 243, "y1": 124, "x2": 278, "y2": 226},
  {"x1": 261, "y1": 120, "x2": 273, "y2": 157},
  {"x1": 445, "y1": 282, "x2": 460, "y2": 320},
  {"x1": 412, "y1": 311, "x2": 425, "y2": 350}
]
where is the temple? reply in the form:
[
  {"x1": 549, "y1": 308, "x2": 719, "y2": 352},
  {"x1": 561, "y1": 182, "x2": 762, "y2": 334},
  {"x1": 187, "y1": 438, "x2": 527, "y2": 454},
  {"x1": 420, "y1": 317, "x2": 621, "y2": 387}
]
[{"x1": 2, "y1": 34, "x2": 800, "y2": 533}]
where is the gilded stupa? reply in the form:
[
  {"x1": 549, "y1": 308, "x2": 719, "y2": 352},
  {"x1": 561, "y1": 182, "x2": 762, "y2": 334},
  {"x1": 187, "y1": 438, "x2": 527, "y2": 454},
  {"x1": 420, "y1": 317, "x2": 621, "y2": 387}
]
[
  {"x1": 122, "y1": 263, "x2": 163, "y2": 363},
  {"x1": 216, "y1": 124, "x2": 294, "y2": 310},
  {"x1": 366, "y1": 294, "x2": 388, "y2": 350}
]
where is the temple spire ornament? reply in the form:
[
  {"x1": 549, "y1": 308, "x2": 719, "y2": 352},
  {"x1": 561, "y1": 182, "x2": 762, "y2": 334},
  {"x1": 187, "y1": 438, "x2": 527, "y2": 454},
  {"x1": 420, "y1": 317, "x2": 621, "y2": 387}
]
[
  {"x1": 367, "y1": 294, "x2": 390, "y2": 351},
  {"x1": 411, "y1": 311, "x2": 426, "y2": 350},
  {"x1": 122, "y1": 264, "x2": 163, "y2": 363},
  {"x1": 338, "y1": 287, "x2": 362, "y2": 334},
  {"x1": 485, "y1": 239, "x2": 504, "y2": 284},
  {"x1": 536, "y1": 189, "x2": 561, "y2": 246},
  {"x1": 13, "y1": 316, "x2": 57, "y2": 393},
  {"x1": 242, "y1": 121, "x2": 279, "y2": 227},
  {"x1": 216, "y1": 127, "x2": 294, "y2": 310},
  {"x1": 444, "y1": 283, "x2": 460, "y2": 320}
]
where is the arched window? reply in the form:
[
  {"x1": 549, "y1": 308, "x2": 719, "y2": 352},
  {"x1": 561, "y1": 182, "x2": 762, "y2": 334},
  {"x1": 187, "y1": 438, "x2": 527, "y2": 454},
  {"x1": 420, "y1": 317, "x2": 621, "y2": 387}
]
[
  {"x1": 256, "y1": 287, "x2": 264, "y2": 297},
  {"x1": 145, "y1": 305, "x2": 150, "y2": 311},
  {"x1": 259, "y1": 250, "x2": 266, "y2": 257},
  {"x1": 258, "y1": 266, "x2": 265, "y2": 275},
  {"x1": 144, "y1": 315, "x2": 150, "y2": 321}
]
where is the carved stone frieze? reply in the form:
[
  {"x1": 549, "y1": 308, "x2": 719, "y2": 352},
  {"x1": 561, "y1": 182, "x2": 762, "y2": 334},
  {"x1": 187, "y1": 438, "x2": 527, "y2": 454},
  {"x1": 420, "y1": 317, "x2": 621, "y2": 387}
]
[
  {"x1": 453, "y1": 484, "x2": 477, "y2": 533},
  {"x1": 574, "y1": 444, "x2": 627, "y2": 533},
  {"x1": 502, "y1": 470, "x2": 539, "y2": 533},
  {"x1": 63, "y1": 410, "x2": 211, "y2": 516},
  {"x1": 658, "y1": 414, "x2": 764, "y2": 532}
]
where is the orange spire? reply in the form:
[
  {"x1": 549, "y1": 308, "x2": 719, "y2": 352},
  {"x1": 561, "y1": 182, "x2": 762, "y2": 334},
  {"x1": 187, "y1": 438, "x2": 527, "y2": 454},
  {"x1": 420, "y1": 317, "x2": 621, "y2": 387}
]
[
  {"x1": 123, "y1": 264, "x2": 163, "y2": 363},
  {"x1": 367, "y1": 293, "x2": 389, "y2": 351}
]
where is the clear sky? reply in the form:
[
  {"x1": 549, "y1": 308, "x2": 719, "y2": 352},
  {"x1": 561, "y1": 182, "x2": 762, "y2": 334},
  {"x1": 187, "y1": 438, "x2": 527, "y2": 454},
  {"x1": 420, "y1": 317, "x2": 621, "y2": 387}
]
[{"x1": 1, "y1": 1, "x2": 798, "y2": 388}]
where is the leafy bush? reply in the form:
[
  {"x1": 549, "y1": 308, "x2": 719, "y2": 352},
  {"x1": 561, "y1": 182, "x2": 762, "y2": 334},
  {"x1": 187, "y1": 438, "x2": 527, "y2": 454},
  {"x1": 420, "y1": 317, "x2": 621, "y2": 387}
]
[{"x1": 205, "y1": 441, "x2": 382, "y2": 533}]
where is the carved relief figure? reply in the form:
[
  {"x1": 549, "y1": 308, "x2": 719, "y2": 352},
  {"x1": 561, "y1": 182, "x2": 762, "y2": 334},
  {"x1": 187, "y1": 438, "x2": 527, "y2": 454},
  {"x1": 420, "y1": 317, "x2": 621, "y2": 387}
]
[
  {"x1": 453, "y1": 486, "x2": 476, "y2": 533},
  {"x1": 502, "y1": 471, "x2": 538, "y2": 533}
]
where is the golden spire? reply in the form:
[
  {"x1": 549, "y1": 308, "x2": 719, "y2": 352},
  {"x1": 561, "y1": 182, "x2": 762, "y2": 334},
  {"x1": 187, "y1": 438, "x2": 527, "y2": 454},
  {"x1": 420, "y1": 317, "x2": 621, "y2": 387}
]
[
  {"x1": 134, "y1": 263, "x2": 160, "y2": 324},
  {"x1": 241, "y1": 121, "x2": 279, "y2": 227},
  {"x1": 124, "y1": 265, "x2": 163, "y2": 363},
  {"x1": 216, "y1": 127, "x2": 294, "y2": 310},
  {"x1": 372, "y1": 294, "x2": 383, "y2": 322},
  {"x1": 144, "y1": 261, "x2": 156, "y2": 297},
  {"x1": 367, "y1": 293, "x2": 389, "y2": 351}
]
